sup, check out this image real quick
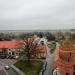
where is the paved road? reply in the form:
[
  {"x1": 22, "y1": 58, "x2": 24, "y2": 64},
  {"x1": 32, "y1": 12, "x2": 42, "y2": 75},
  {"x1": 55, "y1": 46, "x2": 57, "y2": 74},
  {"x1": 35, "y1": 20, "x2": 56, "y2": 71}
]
[
  {"x1": 0, "y1": 61, "x2": 19, "y2": 75},
  {"x1": 6, "y1": 67, "x2": 18, "y2": 75},
  {"x1": 44, "y1": 47, "x2": 54, "y2": 75},
  {"x1": 44, "y1": 43, "x2": 60, "y2": 75},
  {"x1": 0, "y1": 70, "x2": 6, "y2": 75}
]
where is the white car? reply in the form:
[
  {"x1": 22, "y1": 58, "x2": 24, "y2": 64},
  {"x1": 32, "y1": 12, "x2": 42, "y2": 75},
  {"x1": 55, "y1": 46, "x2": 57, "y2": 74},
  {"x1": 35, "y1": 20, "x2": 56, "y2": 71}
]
[
  {"x1": 4, "y1": 65, "x2": 10, "y2": 70},
  {"x1": 13, "y1": 56, "x2": 19, "y2": 59},
  {"x1": 52, "y1": 68, "x2": 60, "y2": 75}
]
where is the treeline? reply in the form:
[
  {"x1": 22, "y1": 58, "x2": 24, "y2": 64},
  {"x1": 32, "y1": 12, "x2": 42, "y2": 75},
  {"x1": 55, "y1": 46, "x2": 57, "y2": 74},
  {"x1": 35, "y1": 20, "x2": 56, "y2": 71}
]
[
  {"x1": 0, "y1": 33, "x2": 16, "y2": 41},
  {"x1": 0, "y1": 32, "x2": 75, "y2": 41}
]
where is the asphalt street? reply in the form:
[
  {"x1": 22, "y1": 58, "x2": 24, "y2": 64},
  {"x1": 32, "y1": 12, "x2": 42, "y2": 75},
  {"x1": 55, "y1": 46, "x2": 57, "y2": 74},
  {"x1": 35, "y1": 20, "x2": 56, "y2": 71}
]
[
  {"x1": 0, "y1": 70, "x2": 6, "y2": 75},
  {"x1": 0, "y1": 61, "x2": 19, "y2": 75},
  {"x1": 44, "y1": 48, "x2": 54, "y2": 75},
  {"x1": 6, "y1": 68, "x2": 18, "y2": 75},
  {"x1": 44, "y1": 42, "x2": 59, "y2": 75}
]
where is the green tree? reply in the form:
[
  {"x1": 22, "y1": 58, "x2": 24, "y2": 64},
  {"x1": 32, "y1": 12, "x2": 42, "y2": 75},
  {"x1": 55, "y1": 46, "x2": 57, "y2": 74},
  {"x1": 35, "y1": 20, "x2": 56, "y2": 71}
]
[
  {"x1": 46, "y1": 32, "x2": 55, "y2": 41},
  {"x1": 0, "y1": 33, "x2": 16, "y2": 41}
]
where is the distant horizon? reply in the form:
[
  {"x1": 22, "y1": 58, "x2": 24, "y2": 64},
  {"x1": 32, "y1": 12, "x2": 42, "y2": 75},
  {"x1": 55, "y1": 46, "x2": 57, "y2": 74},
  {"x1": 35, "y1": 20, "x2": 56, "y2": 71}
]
[
  {"x1": 0, "y1": 29, "x2": 74, "y2": 34},
  {"x1": 0, "y1": 29, "x2": 74, "y2": 31}
]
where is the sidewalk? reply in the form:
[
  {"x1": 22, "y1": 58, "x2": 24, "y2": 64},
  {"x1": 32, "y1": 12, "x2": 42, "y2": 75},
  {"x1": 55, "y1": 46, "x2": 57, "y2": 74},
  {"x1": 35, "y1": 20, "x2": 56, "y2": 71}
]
[
  {"x1": 44, "y1": 53, "x2": 54, "y2": 75},
  {"x1": 44, "y1": 42, "x2": 60, "y2": 75},
  {"x1": 44, "y1": 46, "x2": 54, "y2": 75}
]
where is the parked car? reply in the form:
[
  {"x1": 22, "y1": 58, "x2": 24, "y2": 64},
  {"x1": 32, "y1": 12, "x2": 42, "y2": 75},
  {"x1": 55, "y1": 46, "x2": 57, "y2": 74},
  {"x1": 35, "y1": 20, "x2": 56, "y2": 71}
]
[
  {"x1": 8, "y1": 56, "x2": 14, "y2": 59},
  {"x1": 4, "y1": 65, "x2": 10, "y2": 70},
  {"x1": 52, "y1": 68, "x2": 60, "y2": 75},
  {"x1": 42, "y1": 61, "x2": 47, "y2": 71},
  {"x1": 14, "y1": 55, "x2": 19, "y2": 59}
]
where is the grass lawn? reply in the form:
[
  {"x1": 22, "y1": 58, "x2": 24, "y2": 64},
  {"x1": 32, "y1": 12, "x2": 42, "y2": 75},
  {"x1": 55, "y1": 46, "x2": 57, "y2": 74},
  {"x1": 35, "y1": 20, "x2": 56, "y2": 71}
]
[
  {"x1": 47, "y1": 43, "x2": 56, "y2": 49},
  {"x1": 14, "y1": 60, "x2": 43, "y2": 75}
]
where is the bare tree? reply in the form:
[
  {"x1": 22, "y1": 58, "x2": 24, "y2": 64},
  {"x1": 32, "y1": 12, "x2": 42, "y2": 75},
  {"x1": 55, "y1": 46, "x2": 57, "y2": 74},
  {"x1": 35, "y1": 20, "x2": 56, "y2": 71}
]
[{"x1": 22, "y1": 36, "x2": 38, "y2": 63}]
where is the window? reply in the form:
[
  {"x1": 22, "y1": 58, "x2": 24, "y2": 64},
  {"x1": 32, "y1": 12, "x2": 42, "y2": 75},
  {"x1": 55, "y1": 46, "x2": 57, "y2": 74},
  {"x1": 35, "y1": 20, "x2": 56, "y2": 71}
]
[
  {"x1": 12, "y1": 52, "x2": 15, "y2": 55},
  {"x1": 9, "y1": 52, "x2": 11, "y2": 55},
  {"x1": 66, "y1": 73, "x2": 69, "y2": 75}
]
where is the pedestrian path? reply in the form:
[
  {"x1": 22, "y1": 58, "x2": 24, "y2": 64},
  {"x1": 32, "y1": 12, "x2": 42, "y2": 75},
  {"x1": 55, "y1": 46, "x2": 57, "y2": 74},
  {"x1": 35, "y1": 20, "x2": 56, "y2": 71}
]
[
  {"x1": 44, "y1": 45, "x2": 55, "y2": 75},
  {"x1": 44, "y1": 53, "x2": 54, "y2": 75},
  {"x1": 44, "y1": 42, "x2": 60, "y2": 75}
]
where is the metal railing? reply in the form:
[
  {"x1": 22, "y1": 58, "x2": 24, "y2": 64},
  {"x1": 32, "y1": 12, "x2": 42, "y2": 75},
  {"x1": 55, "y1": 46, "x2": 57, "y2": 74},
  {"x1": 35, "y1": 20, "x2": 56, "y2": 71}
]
[{"x1": 39, "y1": 61, "x2": 47, "y2": 75}]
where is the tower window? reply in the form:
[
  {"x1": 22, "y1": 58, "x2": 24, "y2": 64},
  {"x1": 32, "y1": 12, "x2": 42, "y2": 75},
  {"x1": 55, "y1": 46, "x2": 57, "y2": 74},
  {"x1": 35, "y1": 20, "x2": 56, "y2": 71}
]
[{"x1": 66, "y1": 73, "x2": 69, "y2": 75}]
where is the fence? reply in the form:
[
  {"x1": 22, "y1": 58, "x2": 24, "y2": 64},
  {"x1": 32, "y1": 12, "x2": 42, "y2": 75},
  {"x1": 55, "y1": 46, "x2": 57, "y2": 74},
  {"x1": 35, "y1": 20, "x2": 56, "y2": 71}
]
[{"x1": 39, "y1": 61, "x2": 47, "y2": 75}]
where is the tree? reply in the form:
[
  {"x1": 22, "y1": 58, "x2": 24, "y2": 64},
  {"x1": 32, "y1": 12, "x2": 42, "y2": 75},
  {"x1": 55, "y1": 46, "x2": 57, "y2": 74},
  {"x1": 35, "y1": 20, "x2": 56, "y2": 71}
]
[
  {"x1": 46, "y1": 32, "x2": 55, "y2": 41},
  {"x1": 0, "y1": 33, "x2": 16, "y2": 41},
  {"x1": 38, "y1": 32, "x2": 44, "y2": 38},
  {"x1": 72, "y1": 33, "x2": 75, "y2": 40},
  {"x1": 21, "y1": 36, "x2": 38, "y2": 63},
  {"x1": 60, "y1": 35, "x2": 74, "y2": 51},
  {"x1": 18, "y1": 33, "x2": 34, "y2": 40},
  {"x1": 17, "y1": 33, "x2": 27, "y2": 40}
]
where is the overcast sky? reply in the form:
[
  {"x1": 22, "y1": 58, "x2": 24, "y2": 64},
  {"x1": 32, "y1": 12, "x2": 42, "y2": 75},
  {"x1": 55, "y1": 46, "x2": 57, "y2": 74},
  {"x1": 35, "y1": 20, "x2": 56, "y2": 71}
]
[{"x1": 0, "y1": 0, "x2": 75, "y2": 30}]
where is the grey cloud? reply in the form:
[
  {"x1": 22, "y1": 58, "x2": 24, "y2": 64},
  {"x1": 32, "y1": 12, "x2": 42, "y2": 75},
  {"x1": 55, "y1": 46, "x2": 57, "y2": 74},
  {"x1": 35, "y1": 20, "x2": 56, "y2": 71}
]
[{"x1": 0, "y1": 0, "x2": 75, "y2": 30}]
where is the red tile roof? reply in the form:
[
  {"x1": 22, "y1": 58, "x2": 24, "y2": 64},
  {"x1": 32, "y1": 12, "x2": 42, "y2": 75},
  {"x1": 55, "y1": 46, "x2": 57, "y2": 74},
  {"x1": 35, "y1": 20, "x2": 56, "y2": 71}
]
[{"x1": 0, "y1": 41, "x2": 21, "y2": 48}]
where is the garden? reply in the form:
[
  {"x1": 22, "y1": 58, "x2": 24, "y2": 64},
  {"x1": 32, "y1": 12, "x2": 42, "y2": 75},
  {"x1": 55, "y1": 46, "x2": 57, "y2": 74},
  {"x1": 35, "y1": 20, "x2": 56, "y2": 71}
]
[{"x1": 14, "y1": 60, "x2": 43, "y2": 75}]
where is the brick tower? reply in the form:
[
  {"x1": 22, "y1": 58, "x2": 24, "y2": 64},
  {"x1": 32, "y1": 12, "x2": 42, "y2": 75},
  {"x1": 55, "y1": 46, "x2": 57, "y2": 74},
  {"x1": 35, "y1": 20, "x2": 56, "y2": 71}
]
[{"x1": 54, "y1": 35, "x2": 75, "y2": 75}]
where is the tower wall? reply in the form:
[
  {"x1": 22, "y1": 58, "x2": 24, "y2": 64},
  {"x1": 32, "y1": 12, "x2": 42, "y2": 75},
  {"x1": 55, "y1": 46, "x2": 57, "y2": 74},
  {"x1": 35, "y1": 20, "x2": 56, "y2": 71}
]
[{"x1": 53, "y1": 48, "x2": 74, "y2": 75}]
